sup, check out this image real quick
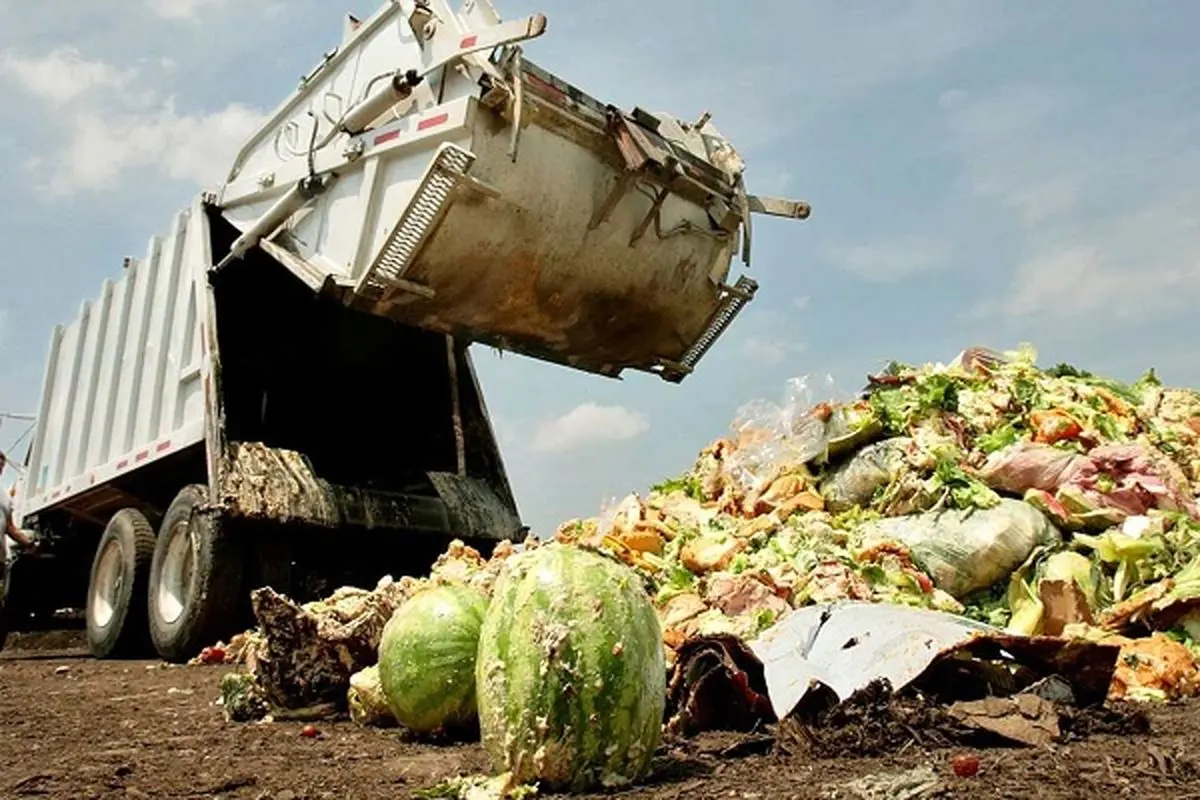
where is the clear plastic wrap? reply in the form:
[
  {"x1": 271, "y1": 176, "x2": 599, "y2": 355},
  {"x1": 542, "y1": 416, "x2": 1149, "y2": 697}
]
[{"x1": 722, "y1": 373, "x2": 847, "y2": 493}]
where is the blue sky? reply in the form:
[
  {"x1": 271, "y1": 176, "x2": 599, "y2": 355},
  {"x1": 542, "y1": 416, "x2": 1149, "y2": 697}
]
[{"x1": 1, "y1": 0, "x2": 1198, "y2": 536}]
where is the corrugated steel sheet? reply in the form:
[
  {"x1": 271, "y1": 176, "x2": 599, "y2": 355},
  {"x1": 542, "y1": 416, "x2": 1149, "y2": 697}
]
[{"x1": 22, "y1": 205, "x2": 210, "y2": 515}]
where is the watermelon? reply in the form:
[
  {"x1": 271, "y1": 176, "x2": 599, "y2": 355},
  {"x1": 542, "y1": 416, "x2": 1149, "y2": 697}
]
[
  {"x1": 475, "y1": 543, "x2": 666, "y2": 792},
  {"x1": 377, "y1": 583, "x2": 489, "y2": 734}
]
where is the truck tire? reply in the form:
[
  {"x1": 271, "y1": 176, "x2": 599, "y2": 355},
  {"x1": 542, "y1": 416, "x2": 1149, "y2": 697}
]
[
  {"x1": 86, "y1": 509, "x2": 157, "y2": 659},
  {"x1": 147, "y1": 484, "x2": 244, "y2": 662}
]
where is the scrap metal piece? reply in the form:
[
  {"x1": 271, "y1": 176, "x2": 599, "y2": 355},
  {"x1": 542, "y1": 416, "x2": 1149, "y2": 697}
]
[
  {"x1": 674, "y1": 276, "x2": 759, "y2": 377},
  {"x1": 746, "y1": 194, "x2": 812, "y2": 220},
  {"x1": 747, "y1": 601, "x2": 1122, "y2": 721}
]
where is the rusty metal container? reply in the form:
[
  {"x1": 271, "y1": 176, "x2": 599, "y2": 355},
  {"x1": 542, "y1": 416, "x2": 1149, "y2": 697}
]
[{"x1": 216, "y1": 0, "x2": 808, "y2": 381}]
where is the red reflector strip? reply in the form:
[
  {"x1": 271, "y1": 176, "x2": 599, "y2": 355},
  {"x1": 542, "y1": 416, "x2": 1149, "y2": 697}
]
[
  {"x1": 525, "y1": 72, "x2": 568, "y2": 105},
  {"x1": 374, "y1": 129, "x2": 401, "y2": 146},
  {"x1": 460, "y1": 35, "x2": 478, "y2": 49},
  {"x1": 116, "y1": 459, "x2": 129, "y2": 469},
  {"x1": 156, "y1": 440, "x2": 172, "y2": 453},
  {"x1": 135, "y1": 450, "x2": 150, "y2": 462},
  {"x1": 417, "y1": 113, "x2": 449, "y2": 131}
]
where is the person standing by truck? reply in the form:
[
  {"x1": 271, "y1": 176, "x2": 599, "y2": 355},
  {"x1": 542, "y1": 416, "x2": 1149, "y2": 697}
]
[
  {"x1": 0, "y1": 450, "x2": 39, "y2": 569},
  {"x1": 1, "y1": 450, "x2": 38, "y2": 648}
]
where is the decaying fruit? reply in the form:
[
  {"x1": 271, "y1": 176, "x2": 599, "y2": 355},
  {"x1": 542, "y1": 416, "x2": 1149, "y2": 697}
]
[
  {"x1": 377, "y1": 583, "x2": 489, "y2": 734},
  {"x1": 475, "y1": 542, "x2": 666, "y2": 793},
  {"x1": 952, "y1": 753, "x2": 980, "y2": 778}
]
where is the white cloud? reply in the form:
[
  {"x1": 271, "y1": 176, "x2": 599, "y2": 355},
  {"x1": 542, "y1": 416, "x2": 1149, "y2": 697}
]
[
  {"x1": 941, "y1": 86, "x2": 1085, "y2": 226},
  {"x1": 731, "y1": 306, "x2": 807, "y2": 367},
  {"x1": 943, "y1": 85, "x2": 1200, "y2": 321},
  {"x1": 793, "y1": 295, "x2": 811, "y2": 311},
  {"x1": 49, "y1": 102, "x2": 263, "y2": 194},
  {"x1": 822, "y1": 235, "x2": 951, "y2": 282},
  {"x1": 531, "y1": 403, "x2": 649, "y2": 455},
  {"x1": 804, "y1": 2, "x2": 1001, "y2": 94},
  {"x1": 535, "y1": 1, "x2": 1002, "y2": 154},
  {"x1": 1, "y1": 47, "x2": 264, "y2": 195},
  {"x1": 741, "y1": 336, "x2": 807, "y2": 367},
  {"x1": 0, "y1": 47, "x2": 135, "y2": 106},
  {"x1": 149, "y1": 0, "x2": 228, "y2": 20}
]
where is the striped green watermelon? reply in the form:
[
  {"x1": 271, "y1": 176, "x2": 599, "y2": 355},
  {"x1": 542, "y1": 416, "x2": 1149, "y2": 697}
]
[
  {"x1": 377, "y1": 583, "x2": 489, "y2": 734},
  {"x1": 475, "y1": 543, "x2": 666, "y2": 792}
]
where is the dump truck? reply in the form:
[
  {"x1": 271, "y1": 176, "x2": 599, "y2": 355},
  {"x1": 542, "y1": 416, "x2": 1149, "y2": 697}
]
[{"x1": 1, "y1": 0, "x2": 810, "y2": 661}]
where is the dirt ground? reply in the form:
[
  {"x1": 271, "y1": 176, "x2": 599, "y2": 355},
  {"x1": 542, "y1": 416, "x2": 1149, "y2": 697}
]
[{"x1": 3, "y1": 632, "x2": 1200, "y2": 800}]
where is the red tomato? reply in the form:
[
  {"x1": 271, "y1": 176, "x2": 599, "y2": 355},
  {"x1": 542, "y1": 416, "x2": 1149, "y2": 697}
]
[
  {"x1": 198, "y1": 646, "x2": 226, "y2": 665},
  {"x1": 952, "y1": 753, "x2": 980, "y2": 778}
]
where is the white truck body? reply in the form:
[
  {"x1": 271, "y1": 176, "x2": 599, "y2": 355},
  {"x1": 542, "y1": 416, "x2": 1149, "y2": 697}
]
[
  {"x1": 21, "y1": 205, "x2": 210, "y2": 521},
  {"x1": 6, "y1": 0, "x2": 809, "y2": 661}
]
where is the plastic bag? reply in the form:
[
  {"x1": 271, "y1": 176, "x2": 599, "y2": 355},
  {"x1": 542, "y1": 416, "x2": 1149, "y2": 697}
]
[
  {"x1": 819, "y1": 437, "x2": 912, "y2": 513},
  {"x1": 596, "y1": 493, "x2": 643, "y2": 538},
  {"x1": 978, "y1": 442, "x2": 1085, "y2": 495},
  {"x1": 1072, "y1": 443, "x2": 1197, "y2": 518},
  {"x1": 723, "y1": 373, "x2": 843, "y2": 492},
  {"x1": 857, "y1": 499, "x2": 1062, "y2": 599},
  {"x1": 982, "y1": 442, "x2": 1199, "y2": 527}
]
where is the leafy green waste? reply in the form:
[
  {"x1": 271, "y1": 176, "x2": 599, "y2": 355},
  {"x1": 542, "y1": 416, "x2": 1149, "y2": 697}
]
[{"x1": 545, "y1": 343, "x2": 1200, "y2": 701}]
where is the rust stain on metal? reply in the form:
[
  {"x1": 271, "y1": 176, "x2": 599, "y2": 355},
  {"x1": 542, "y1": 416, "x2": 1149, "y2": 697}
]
[{"x1": 348, "y1": 114, "x2": 738, "y2": 378}]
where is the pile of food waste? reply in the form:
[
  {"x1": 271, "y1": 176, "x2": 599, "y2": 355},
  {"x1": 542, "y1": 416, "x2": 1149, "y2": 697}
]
[
  {"x1": 214, "y1": 539, "x2": 667, "y2": 798},
  {"x1": 202, "y1": 344, "x2": 1200, "y2": 798},
  {"x1": 208, "y1": 540, "x2": 530, "y2": 720},
  {"x1": 552, "y1": 344, "x2": 1200, "y2": 703}
]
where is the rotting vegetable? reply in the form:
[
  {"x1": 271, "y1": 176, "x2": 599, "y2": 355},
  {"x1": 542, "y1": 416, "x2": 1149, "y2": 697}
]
[
  {"x1": 378, "y1": 583, "x2": 490, "y2": 735},
  {"x1": 475, "y1": 542, "x2": 666, "y2": 793},
  {"x1": 348, "y1": 665, "x2": 395, "y2": 728},
  {"x1": 208, "y1": 342, "x2": 1200, "y2": 739},
  {"x1": 550, "y1": 344, "x2": 1200, "y2": 700}
]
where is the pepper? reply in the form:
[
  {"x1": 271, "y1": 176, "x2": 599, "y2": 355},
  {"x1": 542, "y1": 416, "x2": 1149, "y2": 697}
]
[{"x1": 1030, "y1": 409, "x2": 1083, "y2": 444}]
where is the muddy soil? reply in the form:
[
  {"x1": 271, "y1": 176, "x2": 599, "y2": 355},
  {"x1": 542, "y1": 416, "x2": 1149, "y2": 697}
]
[{"x1": 2, "y1": 632, "x2": 1199, "y2": 800}]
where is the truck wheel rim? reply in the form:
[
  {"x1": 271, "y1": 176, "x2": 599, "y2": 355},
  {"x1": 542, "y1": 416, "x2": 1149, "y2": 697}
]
[
  {"x1": 90, "y1": 539, "x2": 123, "y2": 630},
  {"x1": 157, "y1": 519, "x2": 196, "y2": 626}
]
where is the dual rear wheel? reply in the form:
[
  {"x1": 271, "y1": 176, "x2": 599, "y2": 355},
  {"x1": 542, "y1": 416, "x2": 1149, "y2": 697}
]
[{"x1": 85, "y1": 484, "x2": 244, "y2": 661}]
